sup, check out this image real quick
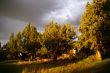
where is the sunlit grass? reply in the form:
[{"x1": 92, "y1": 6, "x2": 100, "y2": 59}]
[
  {"x1": 0, "y1": 55, "x2": 110, "y2": 73},
  {"x1": 0, "y1": 56, "x2": 105, "y2": 73}
]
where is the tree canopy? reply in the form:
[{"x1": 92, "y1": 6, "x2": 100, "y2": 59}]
[
  {"x1": 2, "y1": 0, "x2": 110, "y2": 61},
  {"x1": 41, "y1": 21, "x2": 76, "y2": 60},
  {"x1": 79, "y1": 0, "x2": 110, "y2": 57}
]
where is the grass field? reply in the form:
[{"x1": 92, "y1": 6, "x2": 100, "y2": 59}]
[{"x1": 0, "y1": 57, "x2": 110, "y2": 73}]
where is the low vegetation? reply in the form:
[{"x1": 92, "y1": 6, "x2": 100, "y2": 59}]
[{"x1": 0, "y1": 55, "x2": 110, "y2": 73}]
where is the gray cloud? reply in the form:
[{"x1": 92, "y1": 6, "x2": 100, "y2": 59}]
[
  {"x1": 0, "y1": 17, "x2": 26, "y2": 46},
  {"x1": 0, "y1": 0, "x2": 91, "y2": 45},
  {"x1": 0, "y1": 0, "x2": 58, "y2": 21}
]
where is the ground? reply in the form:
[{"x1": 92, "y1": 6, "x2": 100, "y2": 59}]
[{"x1": 0, "y1": 56, "x2": 110, "y2": 73}]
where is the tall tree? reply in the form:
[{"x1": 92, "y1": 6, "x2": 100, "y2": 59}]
[
  {"x1": 15, "y1": 31, "x2": 24, "y2": 53},
  {"x1": 7, "y1": 33, "x2": 17, "y2": 54},
  {"x1": 79, "y1": 0, "x2": 110, "y2": 58},
  {"x1": 60, "y1": 23, "x2": 76, "y2": 52},
  {"x1": 42, "y1": 21, "x2": 60, "y2": 60},
  {"x1": 22, "y1": 23, "x2": 40, "y2": 57},
  {"x1": 0, "y1": 41, "x2": 1, "y2": 49}
]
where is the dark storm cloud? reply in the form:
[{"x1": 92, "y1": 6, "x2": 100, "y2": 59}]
[
  {"x1": 0, "y1": 0, "x2": 91, "y2": 45},
  {"x1": 0, "y1": 0, "x2": 91, "y2": 24},
  {"x1": 0, "y1": 0, "x2": 58, "y2": 21},
  {"x1": 0, "y1": 0, "x2": 59, "y2": 44},
  {"x1": 0, "y1": 17, "x2": 26, "y2": 45}
]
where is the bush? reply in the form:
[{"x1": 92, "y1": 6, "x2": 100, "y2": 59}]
[{"x1": 7, "y1": 54, "x2": 12, "y2": 60}]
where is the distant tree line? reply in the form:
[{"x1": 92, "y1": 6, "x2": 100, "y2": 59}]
[{"x1": 0, "y1": 21, "x2": 76, "y2": 61}]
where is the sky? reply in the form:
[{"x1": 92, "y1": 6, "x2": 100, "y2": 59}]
[{"x1": 0, "y1": 0, "x2": 91, "y2": 45}]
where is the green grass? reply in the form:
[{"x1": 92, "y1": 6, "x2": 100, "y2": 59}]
[
  {"x1": 90, "y1": 59, "x2": 110, "y2": 73},
  {"x1": 0, "y1": 58, "x2": 110, "y2": 73}
]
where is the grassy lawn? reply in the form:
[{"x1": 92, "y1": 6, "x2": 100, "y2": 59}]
[{"x1": 0, "y1": 57, "x2": 110, "y2": 73}]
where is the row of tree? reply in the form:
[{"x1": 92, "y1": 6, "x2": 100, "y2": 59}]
[
  {"x1": 1, "y1": 0, "x2": 110, "y2": 61},
  {"x1": 1, "y1": 21, "x2": 76, "y2": 61}
]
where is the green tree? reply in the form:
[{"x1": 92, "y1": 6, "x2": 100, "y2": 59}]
[
  {"x1": 22, "y1": 23, "x2": 41, "y2": 59},
  {"x1": 6, "y1": 33, "x2": 17, "y2": 59},
  {"x1": 7, "y1": 33, "x2": 17, "y2": 54},
  {"x1": 60, "y1": 23, "x2": 76, "y2": 40},
  {"x1": 15, "y1": 31, "x2": 24, "y2": 53},
  {"x1": 59, "y1": 23, "x2": 76, "y2": 54},
  {"x1": 79, "y1": 0, "x2": 110, "y2": 58},
  {"x1": 42, "y1": 21, "x2": 76, "y2": 61},
  {"x1": 42, "y1": 21, "x2": 60, "y2": 60}
]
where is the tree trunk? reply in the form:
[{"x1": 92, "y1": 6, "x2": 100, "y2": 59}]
[
  {"x1": 53, "y1": 55, "x2": 57, "y2": 61},
  {"x1": 96, "y1": 50, "x2": 102, "y2": 60}
]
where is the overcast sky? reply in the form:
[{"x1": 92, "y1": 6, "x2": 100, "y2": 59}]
[{"x1": 0, "y1": 0, "x2": 91, "y2": 45}]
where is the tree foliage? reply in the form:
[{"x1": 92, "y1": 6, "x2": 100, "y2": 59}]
[
  {"x1": 22, "y1": 23, "x2": 41, "y2": 53},
  {"x1": 79, "y1": 0, "x2": 110, "y2": 57},
  {"x1": 1, "y1": 0, "x2": 110, "y2": 61},
  {"x1": 7, "y1": 33, "x2": 17, "y2": 54},
  {"x1": 15, "y1": 31, "x2": 23, "y2": 52},
  {"x1": 42, "y1": 21, "x2": 76, "y2": 60}
]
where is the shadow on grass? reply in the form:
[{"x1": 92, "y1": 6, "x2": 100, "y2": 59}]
[
  {"x1": 37, "y1": 58, "x2": 76, "y2": 67},
  {"x1": 1, "y1": 59, "x2": 110, "y2": 73},
  {"x1": 0, "y1": 58, "x2": 76, "y2": 73}
]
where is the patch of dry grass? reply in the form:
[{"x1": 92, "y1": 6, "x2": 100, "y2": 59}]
[
  {"x1": 21, "y1": 54, "x2": 101, "y2": 73},
  {"x1": 0, "y1": 54, "x2": 105, "y2": 73}
]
